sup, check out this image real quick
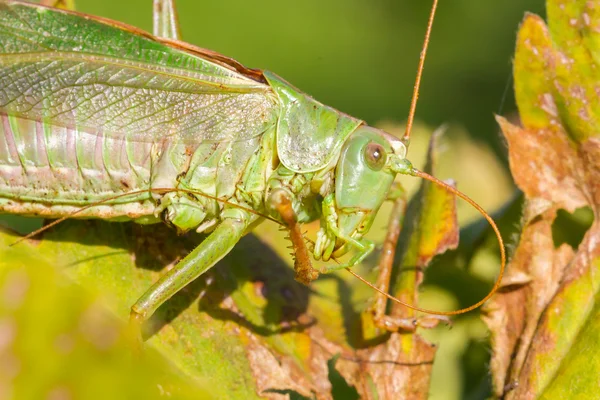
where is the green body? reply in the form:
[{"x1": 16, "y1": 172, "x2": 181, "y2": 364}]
[{"x1": 0, "y1": 0, "x2": 413, "y2": 320}]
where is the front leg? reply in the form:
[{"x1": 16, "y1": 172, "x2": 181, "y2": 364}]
[
  {"x1": 130, "y1": 209, "x2": 253, "y2": 340},
  {"x1": 268, "y1": 189, "x2": 319, "y2": 285},
  {"x1": 317, "y1": 194, "x2": 375, "y2": 272}
]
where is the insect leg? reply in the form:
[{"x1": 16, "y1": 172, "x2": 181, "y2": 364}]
[
  {"x1": 268, "y1": 189, "x2": 319, "y2": 285},
  {"x1": 130, "y1": 209, "x2": 253, "y2": 339},
  {"x1": 369, "y1": 184, "x2": 449, "y2": 332},
  {"x1": 153, "y1": 0, "x2": 181, "y2": 40},
  {"x1": 317, "y1": 195, "x2": 375, "y2": 271}
]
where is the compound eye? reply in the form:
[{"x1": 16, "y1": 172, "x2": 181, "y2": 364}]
[{"x1": 363, "y1": 142, "x2": 386, "y2": 170}]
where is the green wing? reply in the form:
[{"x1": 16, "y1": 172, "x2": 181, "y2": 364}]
[{"x1": 0, "y1": 1, "x2": 279, "y2": 143}]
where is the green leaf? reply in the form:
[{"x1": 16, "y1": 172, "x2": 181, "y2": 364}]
[{"x1": 390, "y1": 129, "x2": 459, "y2": 313}]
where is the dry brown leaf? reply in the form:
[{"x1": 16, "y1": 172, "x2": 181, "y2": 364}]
[{"x1": 487, "y1": 3, "x2": 600, "y2": 397}]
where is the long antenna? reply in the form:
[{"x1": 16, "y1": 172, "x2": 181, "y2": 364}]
[{"x1": 403, "y1": 0, "x2": 439, "y2": 144}]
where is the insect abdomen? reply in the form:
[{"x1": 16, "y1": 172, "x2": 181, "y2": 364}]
[{"x1": 0, "y1": 114, "x2": 157, "y2": 220}]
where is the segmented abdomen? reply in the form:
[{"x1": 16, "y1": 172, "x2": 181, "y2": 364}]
[{"x1": 0, "y1": 114, "x2": 157, "y2": 220}]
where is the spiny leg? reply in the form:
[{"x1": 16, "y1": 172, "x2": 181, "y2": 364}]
[
  {"x1": 129, "y1": 210, "x2": 253, "y2": 342},
  {"x1": 153, "y1": 0, "x2": 181, "y2": 40},
  {"x1": 268, "y1": 189, "x2": 319, "y2": 285},
  {"x1": 369, "y1": 184, "x2": 449, "y2": 332}
]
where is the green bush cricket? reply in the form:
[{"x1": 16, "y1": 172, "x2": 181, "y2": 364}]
[{"x1": 0, "y1": 0, "x2": 505, "y2": 338}]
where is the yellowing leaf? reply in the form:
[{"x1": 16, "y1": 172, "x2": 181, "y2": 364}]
[{"x1": 489, "y1": 1, "x2": 600, "y2": 398}]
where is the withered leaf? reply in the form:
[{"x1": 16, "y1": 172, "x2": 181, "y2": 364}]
[{"x1": 489, "y1": 1, "x2": 600, "y2": 398}]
